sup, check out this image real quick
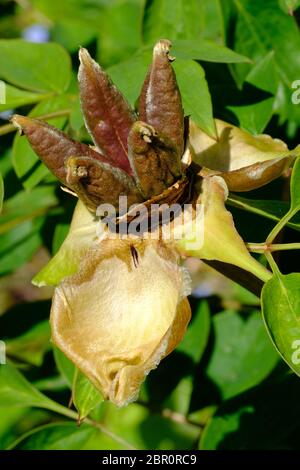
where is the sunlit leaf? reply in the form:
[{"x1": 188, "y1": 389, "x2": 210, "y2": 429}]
[
  {"x1": 290, "y1": 156, "x2": 300, "y2": 211},
  {"x1": 227, "y1": 195, "x2": 300, "y2": 232},
  {"x1": 0, "y1": 364, "x2": 57, "y2": 409},
  {"x1": 177, "y1": 301, "x2": 210, "y2": 363},
  {"x1": 10, "y1": 422, "x2": 95, "y2": 450},
  {"x1": 0, "y1": 40, "x2": 71, "y2": 93},
  {"x1": 262, "y1": 273, "x2": 300, "y2": 377},
  {"x1": 205, "y1": 310, "x2": 278, "y2": 399},
  {"x1": 172, "y1": 39, "x2": 250, "y2": 63},
  {"x1": 0, "y1": 173, "x2": 3, "y2": 213},
  {"x1": 6, "y1": 321, "x2": 50, "y2": 366},
  {"x1": 143, "y1": 0, "x2": 203, "y2": 43},
  {"x1": 173, "y1": 59, "x2": 216, "y2": 137},
  {"x1": 0, "y1": 84, "x2": 51, "y2": 112},
  {"x1": 72, "y1": 370, "x2": 103, "y2": 421},
  {"x1": 53, "y1": 347, "x2": 75, "y2": 389}
]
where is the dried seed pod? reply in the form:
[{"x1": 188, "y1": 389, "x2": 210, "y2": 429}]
[
  {"x1": 12, "y1": 115, "x2": 110, "y2": 187},
  {"x1": 128, "y1": 121, "x2": 182, "y2": 199},
  {"x1": 78, "y1": 48, "x2": 135, "y2": 175},
  {"x1": 189, "y1": 119, "x2": 294, "y2": 192},
  {"x1": 65, "y1": 156, "x2": 143, "y2": 212},
  {"x1": 219, "y1": 157, "x2": 292, "y2": 192},
  {"x1": 138, "y1": 39, "x2": 184, "y2": 158}
]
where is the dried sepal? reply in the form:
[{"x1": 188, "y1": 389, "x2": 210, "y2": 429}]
[
  {"x1": 189, "y1": 119, "x2": 295, "y2": 192},
  {"x1": 12, "y1": 115, "x2": 109, "y2": 187},
  {"x1": 138, "y1": 39, "x2": 184, "y2": 158},
  {"x1": 128, "y1": 121, "x2": 182, "y2": 199},
  {"x1": 65, "y1": 156, "x2": 143, "y2": 211},
  {"x1": 51, "y1": 239, "x2": 191, "y2": 406},
  {"x1": 79, "y1": 48, "x2": 135, "y2": 175}
]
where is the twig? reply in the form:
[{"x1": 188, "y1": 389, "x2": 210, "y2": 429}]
[
  {"x1": 247, "y1": 242, "x2": 300, "y2": 253},
  {"x1": 137, "y1": 400, "x2": 204, "y2": 429}
]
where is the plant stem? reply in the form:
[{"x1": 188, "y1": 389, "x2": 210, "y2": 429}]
[
  {"x1": 43, "y1": 400, "x2": 136, "y2": 449},
  {"x1": 137, "y1": 399, "x2": 204, "y2": 429},
  {"x1": 85, "y1": 418, "x2": 137, "y2": 450},
  {"x1": 0, "y1": 109, "x2": 71, "y2": 136},
  {"x1": 247, "y1": 242, "x2": 300, "y2": 253},
  {"x1": 265, "y1": 251, "x2": 281, "y2": 276},
  {"x1": 266, "y1": 207, "x2": 299, "y2": 243}
]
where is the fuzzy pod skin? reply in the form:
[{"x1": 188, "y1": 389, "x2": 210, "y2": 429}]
[
  {"x1": 138, "y1": 39, "x2": 184, "y2": 159},
  {"x1": 65, "y1": 156, "x2": 143, "y2": 212},
  {"x1": 12, "y1": 115, "x2": 112, "y2": 186},
  {"x1": 128, "y1": 121, "x2": 182, "y2": 199},
  {"x1": 219, "y1": 157, "x2": 292, "y2": 192},
  {"x1": 78, "y1": 48, "x2": 136, "y2": 175}
]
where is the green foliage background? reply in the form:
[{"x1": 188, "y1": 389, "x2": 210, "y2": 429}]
[{"x1": 0, "y1": 0, "x2": 300, "y2": 450}]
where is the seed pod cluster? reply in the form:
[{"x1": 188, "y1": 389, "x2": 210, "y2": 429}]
[{"x1": 12, "y1": 40, "x2": 185, "y2": 213}]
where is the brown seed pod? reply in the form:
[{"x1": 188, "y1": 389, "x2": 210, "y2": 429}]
[
  {"x1": 220, "y1": 157, "x2": 292, "y2": 192},
  {"x1": 78, "y1": 48, "x2": 135, "y2": 175},
  {"x1": 138, "y1": 39, "x2": 184, "y2": 158},
  {"x1": 12, "y1": 115, "x2": 110, "y2": 187},
  {"x1": 65, "y1": 156, "x2": 143, "y2": 212},
  {"x1": 128, "y1": 121, "x2": 182, "y2": 199}
]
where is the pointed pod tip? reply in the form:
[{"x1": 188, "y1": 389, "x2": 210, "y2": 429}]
[
  {"x1": 78, "y1": 46, "x2": 92, "y2": 65},
  {"x1": 131, "y1": 121, "x2": 156, "y2": 142},
  {"x1": 11, "y1": 114, "x2": 30, "y2": 134},
  {"x1": 153, "y1": 39, "x2": 175, "y2": 61}
]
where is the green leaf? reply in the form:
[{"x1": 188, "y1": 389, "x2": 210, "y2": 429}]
[
  {"x1": 93, "y1": 402, "x2": 199, "y2": 450},
  {"x1": 198, "y1": 0, "x2": 225, "y2": 43},
  {"x1": 279, "y1": 0, "x2": 300, "y2": 14},
  {"x1": 201, "y1": 404, "x2": 254, "y2": 450},
  {"x1": 0, "y1": 40, "x2": 71, "y2": 93},
  {"x1": 10, "y1": 422, "x2": 95, "y2": 450},
  {"x1": 177, "y1": 301, "x2": 210, "y2": 363},
  {"x1": 53, "y1": 347, "x2": 75, "y2": 389},
  {"x1": 233, "y1": 0, "x2": 300, "y2": 83},
  {"x1": 206, "y1": 310, "x2": 278, "y2": 399},
  {"x1": 172, "y1": 39, "x2": 250, "y2": 63},
  {"x1": 52, "y1": 222, "x2": 70, "y2": 255},
  {"x1": 0, "y1": 407, "x2": 29, "y2": 450},
  {"x1": 97, "y1": 0, "x2": 144, "y2": 66},
  {"x1": 0, "y1": 186, "x2": 58, "y2": 235},
  {"x1": 52, "y1": 18, "x2": 97, "y2": 53},
  {"x1": 0, "y1": 363, "x2": 79, "y2": 425},
  {"x1": 262, "y1": 273, "x2": 300, "y2": 377},
  {"x1": 69, "y1": 96, "x2": 85, "y2": 133},
  {"x1": 143, "y1": 0, "x2": 203, "y2": 44},
  {"x1": 232, "y1": 0, "x2": 300, "y2": 130},
  {"x1": 0, "y1": 219, "x2": 43, "y2": 275},
  {"x1": 228, "y1": 52, "x2": 278, "y2": 134},
  {"x1": 227, "y1": 195, "x2": 300, "y2": 232},
  {"x1": 12, "y1": 94, "x2": 70, "y2": 189},
  {"x1": 32, "y1": 0, "x2": 104, "y2": 28},
  {"x1": 72, "y1": 370, "x2": 103, "y2": 421},
  {"x1": 0, "y1": 84, "x2": 51, "y2": 112},
  {"x1": 6, "y1": 321, "x2": 50, "y2": 366},
  {"x1": 0, "y1": 364, "x2": 58, "y2": 409},
  {"x1": 290, "y1": 156, "x2": 300, "y2": 211},
  {"x1": 200, "y1": 374, "x2": 300, "y2": 450},
  {"x1": 159, "y1": 302, "x2": 211, "y2": 415},
  {"x1": 107, "y1": 51, "x2": 151, "y2": 106},
  {"x1": 0, "y1": 172, "x2": 3, "y2": 213},
  {"x1": 173, "y1": 59, "x2": 216, "y2": 137}
]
